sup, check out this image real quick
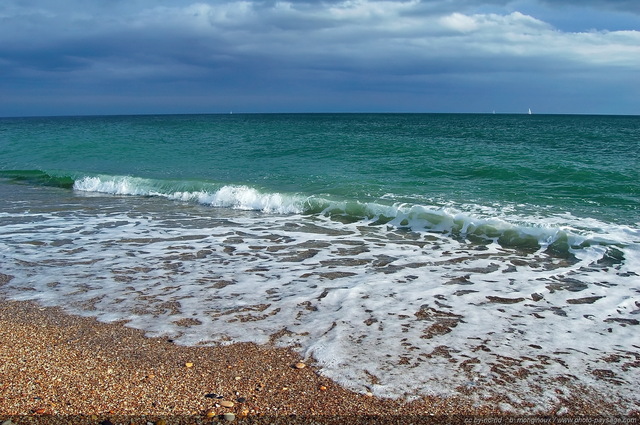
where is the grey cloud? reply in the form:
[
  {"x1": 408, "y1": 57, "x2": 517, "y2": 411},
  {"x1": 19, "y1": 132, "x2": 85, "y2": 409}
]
[
  {"x1": 1, "y1": 0, "x2": 639, "y2": 116},
  {"x1": 538, "y1": 0, "x2": 640, "y2": 14}
]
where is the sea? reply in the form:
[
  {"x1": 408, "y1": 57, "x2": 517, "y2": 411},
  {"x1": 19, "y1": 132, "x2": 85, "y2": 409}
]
[{"x1": 0, "y1": 113, "x2": 638, "y2": 412}]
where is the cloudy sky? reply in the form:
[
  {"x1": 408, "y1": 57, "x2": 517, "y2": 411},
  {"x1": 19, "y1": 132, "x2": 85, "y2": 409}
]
[{"x1": 1, "y1": 0, "x2": 639, "y2": 116}]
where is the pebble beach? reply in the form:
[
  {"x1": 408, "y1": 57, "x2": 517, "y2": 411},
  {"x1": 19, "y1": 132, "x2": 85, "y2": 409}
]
[{"x1": 0, "y1": 290, "x2": 637, "y2": 424}]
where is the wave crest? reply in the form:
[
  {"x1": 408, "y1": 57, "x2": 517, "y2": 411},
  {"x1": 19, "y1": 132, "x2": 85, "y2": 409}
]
[
  {"x1": 9, "y1": 171, "x2": 630, "y2": 257},
  {"x1": 73, "y1": 175, "x2": 309, "y2": 214},
  {"x1": 0, "y1": 169, "x2": 75, "y2": 189},
  {"x1": 326, "y1": 202, "x2": 632, "y2": 256}
]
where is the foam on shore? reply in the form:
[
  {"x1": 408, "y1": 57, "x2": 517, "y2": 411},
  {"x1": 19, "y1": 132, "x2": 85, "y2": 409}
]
[{"x1": 1, "y1": 189, "x2": 638, "y2": 413}]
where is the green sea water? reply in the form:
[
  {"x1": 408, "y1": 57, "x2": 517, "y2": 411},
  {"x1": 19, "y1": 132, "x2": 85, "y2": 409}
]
[{"x1": 1, "y1": 113, "x2": 637, "y2": 225}]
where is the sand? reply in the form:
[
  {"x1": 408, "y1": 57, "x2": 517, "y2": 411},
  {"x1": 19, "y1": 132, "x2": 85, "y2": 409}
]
[{"x1": 0, "y1": 288, "x2": 638, "y2": 424}]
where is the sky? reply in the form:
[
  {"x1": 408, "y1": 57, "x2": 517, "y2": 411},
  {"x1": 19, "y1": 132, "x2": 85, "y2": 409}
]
[{"x1": 1, "y1": 0, "x2": 639, "y2": 116}]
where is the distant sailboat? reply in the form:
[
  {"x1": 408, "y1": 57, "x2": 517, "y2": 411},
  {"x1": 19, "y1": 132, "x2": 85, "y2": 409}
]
[{"x1": 528, "y1": 108, "x2": 532, "y2": 115}]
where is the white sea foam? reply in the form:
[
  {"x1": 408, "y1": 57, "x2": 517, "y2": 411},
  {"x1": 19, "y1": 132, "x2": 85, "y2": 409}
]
[
  {"x1": 74, "y1": 175, "x2": 306, "y2": 214},
  {"x1": 74, "y1": 175, "x2": 150, "y2": 196},
  {"x1": 196, "y1": 185, "x2": 304, "y2": 214},
  {"x1": 1, "y1": 189, "x2": 639, "y2": 413},
  {"x1": 72, "y1": 175, "x2": 638, "y2": 252}
]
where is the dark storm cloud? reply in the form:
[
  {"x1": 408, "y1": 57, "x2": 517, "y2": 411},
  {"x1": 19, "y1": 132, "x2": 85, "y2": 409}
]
[{"x1": 0, "y1": 0, "x2": 638, "y2": 116}]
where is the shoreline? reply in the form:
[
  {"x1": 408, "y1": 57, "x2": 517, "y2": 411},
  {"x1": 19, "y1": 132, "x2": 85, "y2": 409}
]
[
  {"x1": 0, "y1": 293, "x2": 638, "y2": 422},
  {"x1": 0, "y1": 298, "x2": 497, "y2": 417}
]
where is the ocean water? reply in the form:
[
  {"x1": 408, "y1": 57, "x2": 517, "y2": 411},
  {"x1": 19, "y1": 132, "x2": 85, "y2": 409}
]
[{"x1": 0, "y1": 113, "x2": 638, "y2": 412}]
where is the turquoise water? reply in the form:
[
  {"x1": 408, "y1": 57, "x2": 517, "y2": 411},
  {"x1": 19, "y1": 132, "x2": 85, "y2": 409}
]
[
  {"x1": 1, "y1": 113, "x2": 639, "y2": 411},
  {"x1": 1, "y1": 113, "x2": 637, "y2": 225}
]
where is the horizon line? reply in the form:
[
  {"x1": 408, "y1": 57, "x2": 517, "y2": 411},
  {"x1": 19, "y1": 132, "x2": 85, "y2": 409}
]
[{"x1": 2, "y1": 111, "x2": 638, "y2": 119}]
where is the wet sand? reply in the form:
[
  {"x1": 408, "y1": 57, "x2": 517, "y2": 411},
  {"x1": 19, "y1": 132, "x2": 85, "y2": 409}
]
[{"x1": 0, "y1": 292, "x2": 637, "y2": 424}]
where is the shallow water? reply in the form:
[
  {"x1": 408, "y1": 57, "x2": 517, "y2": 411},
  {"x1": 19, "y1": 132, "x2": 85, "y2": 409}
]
[{"x1": 1, "y1": 182, "x2": 638, "y2": 412}]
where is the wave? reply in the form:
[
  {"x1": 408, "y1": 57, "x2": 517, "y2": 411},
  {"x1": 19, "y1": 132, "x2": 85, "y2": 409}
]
[
  {"x1": 72, "y1": 174, "x2": 314, "y2": 215},
  {"x1": 2, "y1": 170, "x2": 635, "y2": 257},
  {"x1": 68, "y1": 174, "x2": 640, "y2": 259},
  {"x1": 0, "y1": 169, "x2": 75, "y2": 189}
]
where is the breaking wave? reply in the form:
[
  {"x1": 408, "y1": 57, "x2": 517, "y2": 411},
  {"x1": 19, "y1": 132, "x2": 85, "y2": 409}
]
[{"x1": 2, "y1": 170, "x2": 635, "y2": 257}]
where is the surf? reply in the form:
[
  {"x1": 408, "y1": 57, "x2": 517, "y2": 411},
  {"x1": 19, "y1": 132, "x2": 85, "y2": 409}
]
[{"x1": 1, "y1": 169, "x2": 633, "y2": 261}]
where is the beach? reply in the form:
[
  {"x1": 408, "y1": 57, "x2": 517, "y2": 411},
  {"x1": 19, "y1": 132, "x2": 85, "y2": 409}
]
[
  {"x1": 0, "y1": 296, "x2": 491, "y2": 421},
  {"x1": 0, "y1": 293, "x2": 637, "y2": 423}
]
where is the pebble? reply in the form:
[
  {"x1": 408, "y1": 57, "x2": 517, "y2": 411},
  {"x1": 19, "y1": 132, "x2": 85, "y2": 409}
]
[
  {"x1": 205, "y1": 409, "x2": 216, "y2": 418},
  {"x1": 2, "y1": 420, "x2": 14, "y2": 425},
  {"x1": 223, "y1": 412, "x2": 236, "y2": 422},
  {"x1": 319, "y1": 385, "x2": 327, "y2": 391},
  {"x1": 220, "y1": 400, "x2": 235, "y2": 408},
  {"x1": 294, "y1": 362, "x2": 306, "y2": 369},
  {"x1": 184, "y1": 362, "x2": 194, "y2": 368}
]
